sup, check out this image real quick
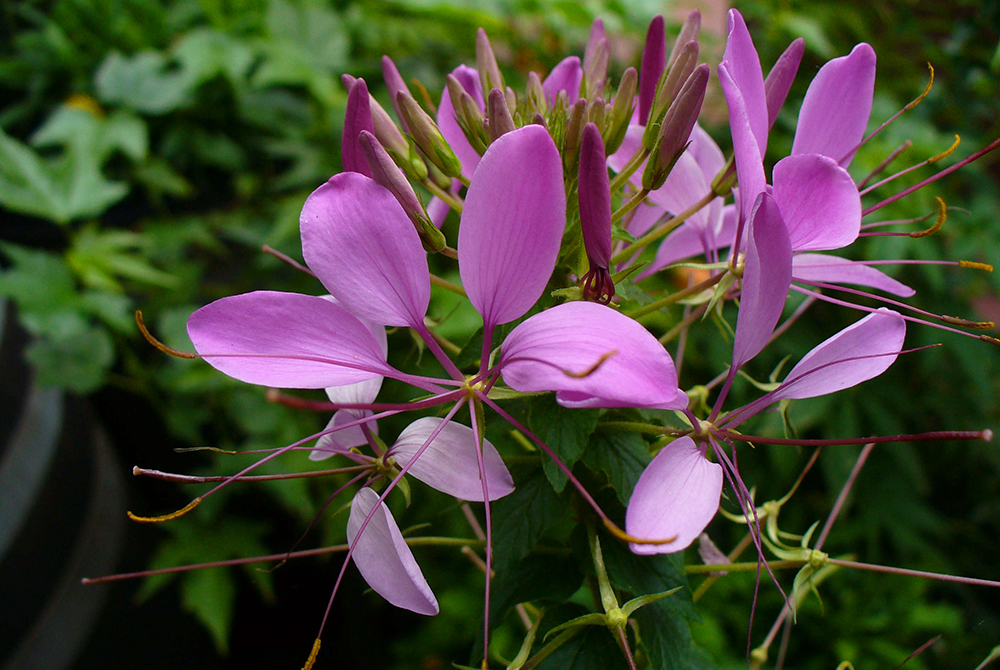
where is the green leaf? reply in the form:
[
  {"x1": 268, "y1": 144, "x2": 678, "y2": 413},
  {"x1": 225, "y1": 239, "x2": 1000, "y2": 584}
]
[
  {"x1": 181, "y1": 567, "x2": 235, "y2": 655},
  {"x1": 527, "y1": 394, "x2": 600, "y2": 492},
  {"x1": 95, "y1": 51, "x2": 192, "y2": 114},
  {"x1": 492, "y1": 465, "x2": 569, "y2": 575},
  {"x1": 23, "y1": 312, "x2": 114, "y2": 392},
  {"x1": 0, "y1": 244, "x2": 77, "y2": 311},
  {"x1": 536, "y1": 623, "x2": 626, "y2": 670},
  {"x1": 489, "y1": 554, "x2": 583, "y2": 625},
  {"x1": 581, "y1": 429, "x2": 650, "y2": 506}
]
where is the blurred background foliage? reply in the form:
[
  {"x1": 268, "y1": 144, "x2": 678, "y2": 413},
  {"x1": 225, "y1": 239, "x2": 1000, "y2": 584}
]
[{"x1": 0, "y1": 0, "x2": 998, "y2": 668}]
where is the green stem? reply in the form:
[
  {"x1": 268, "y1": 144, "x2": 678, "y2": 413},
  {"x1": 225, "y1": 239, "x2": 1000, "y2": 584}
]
[
  {"x1": 424, "y1": 179, "x2": 464, "y2": 212},
  {"x1": 608, "y1": 147, "x2": 650, "y2": 195},
  {"x1": 429, "y1": 273, "x2": 467, "y2": 297},
  {"x1": 611, "y1": 188, "x2": 650, "y2": 224},
  {"x1": 686, "y1": 560, "x2": 805, "y2": 575},
  {"x1": 520, "y1": 628, "x2": 582, "y2": 670},
  {"x1": 596, "y1": 421, "x2": 671, "y2": 436},
  {"x1": 610, "y1": 191, "x2": 715, "y2": 265},
  {"x1": 625, "y1": 272, "x2": 724, "y2": 320}
]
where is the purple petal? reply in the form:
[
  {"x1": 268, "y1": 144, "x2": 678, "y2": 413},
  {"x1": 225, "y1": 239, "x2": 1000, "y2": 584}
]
[
  {"x1": 763, "y1": 38, "x2": 805, "y2": 129},
  {"x1": 688, "y1": 124, "x2": 726, "y2": 181},
  {"x1": 721, "y1": 9, "x2": 767, "y2": 155},
  {"x1": 773, "y1": 154, "x2": 861, "y2": 252},
  {"x1": 647, "y1": 151, "x2": 713, "y2": 231},
  {"x1": 732, "y1": 193, "x2": 792, "y2": 369},
  {"x1": 499, "y1": 301, "x2": 686, "y2": 410},
  {"x1": 792, "y1": 43, "x2": 876, "y2": 166},
  {"x1": 188, "y1": 291, "x2": 392, "y2": 388},
  {"x1": 543, "y1": 56, "x2": 583, "y2": 106},
  {"x1": 311, "y1": 409, "x2": 375, "y2": 461},
  {"x1": 718, "y1": 63, "x2": 767, "y2": 227},
  {"x1": 322, "y1": 295, "x2": 389, "y2": 405},
  {"x1": 342, "y1": 79, "x2": 375, "y2": 177},
  {"x1": 793, "y1": 254, "x2": 915, "y2": 297},
  {"x1": 387, "y1": 418, "x2": 514, "y2": 501},
  {"x1": 626, "y1": 436, "x2": 723, "y2": 555},
  {"x1": 579, "y1": 123, "x2": 612, "y2": 267},
  {"x1": 607, "y1": 125, "x2": 644, "y2": 180},
  {"x1": 301, "y1": 172, "x2": 430, "y2": 328},
  {"x1": 458, "y1": 125, "x2": 565, "y2": 328},
  {"x1": 381, "y1": 56, "x2": 412, "y2": 132},
  {"x1": 773, "y1": 308, "x2": 905, "y2": 401},
  {"x1": 348, "y1": 488, "x2": 438, "y2": 615},
  {"x1": 437, "y1": 65, "x2": 484, "y2": 179}
]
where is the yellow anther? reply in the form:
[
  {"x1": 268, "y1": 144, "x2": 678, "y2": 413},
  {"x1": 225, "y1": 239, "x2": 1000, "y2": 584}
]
[
  {"x1": 980, "y1": 335, "x2": 1000, "y2": 346},
  {"x1": 602, "y1": 518, "x2": 678, "y2": 545},
  {"x1": 942, "y1": 316, "x2": 994, "y2": 330},
  {"x1": 903, "y1": 63, "x2": 934, "y2": 112},
  {"x1": 928, "y1": 134, "x2": 961, "y2": 163},
  {"x1": 127, "y1": 497, "x2": 202, "y2": 523},
  {"x1": 959, "y1": 260, "x2": 994, "y2": 272},
  {"x1": 910, "y1": 197, "x2": 947, "y2": 238},
  {"x1": 301, "y1": 639, "x2": 321, "y2": 670}
]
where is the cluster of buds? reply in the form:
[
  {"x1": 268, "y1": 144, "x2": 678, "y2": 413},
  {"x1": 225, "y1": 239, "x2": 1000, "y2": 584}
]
[{"x1": 110, "y1": 9, "x2": 1000, "y2": 670}]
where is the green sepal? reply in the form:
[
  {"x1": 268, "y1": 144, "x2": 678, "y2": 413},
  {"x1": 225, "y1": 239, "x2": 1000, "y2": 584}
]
[{"x1": 621, "y1": 586, "x2": 683, "y2": 617}]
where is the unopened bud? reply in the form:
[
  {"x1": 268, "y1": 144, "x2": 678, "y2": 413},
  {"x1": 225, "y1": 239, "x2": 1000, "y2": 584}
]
[
  {"x1": 643, "y1": 40, "x2": 698, "y2": 150},
  {"x1": 604, "y1": 67, "x2": 637, "y2": 155},
  {"x1": 638, "y1": 15, "x2": 666, "y2": 126},
  {"x1": 583, "y1": 18, "x2": 609, "y2": 101},
  {"x1": 476, "y1": 29, "x2": 504, "y2": 104},
  {"x1": 369, "y1": 93, "x2": 410, "y2": 163},
  {"x1": 488, "y1": 89, "x2": 515, "y2": 140},
  {"x1": 587, "y1": 97, "x2": 606, "y2": 134},
  {"x1": 642, "y1": 64, "x2": 709, "y2": 191},
  {"x1": 343, "y1": 78, "x2": 374, "y2": 177},
  {"x1": 358, "y1": 131, "x2": 445, "y2": 252},
  {"x1": 446, "y1": 74, "x2": 489, "y2": 155},
  {"x1": 525, "y1": 71, "x2": 547, "y2": 117},
  {"x1": 667, "y1": 10, "x2": 701, "y2": 70},
  {"x1": 397, "y1": 92, "x2": 464, "y2": 179},
  {"x1": 764, "y1": 38, "x2": 805, "y2": 129},
  {"x1": 579, "y1": 123, "x2": 615, "y2": 304},
  {"x1": 381, "y1": 55, "x2": 413, "y2": 132},
  {"x1": 563, "y1": 98, "x2": 588, "y2": 175},
  {"x1": 711, "y1": 156, "x2": 737, "y2": 198}
]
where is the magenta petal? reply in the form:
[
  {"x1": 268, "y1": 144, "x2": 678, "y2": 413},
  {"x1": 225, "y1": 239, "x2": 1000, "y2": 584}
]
[
  {"x1": 348, "y1": 488, "x2": 438, "y2": 615},
  {"x1": 793, "y1": 254, "x2": 915, "y2": 297},
  {"x1": 188, "y1": 291, "x2": 392, "y2": 388},
  {"x1": 458, "y1": 126, "x2": 565, "y2": 327},
  {"x1": 301, "y1": 172, "x2": 430, "y2": 328},
  {"x1": 722, "y1": 9, "x2": 767, "y2": 155},
  {"x1": 732, "y1": 194, "x2": 792, "y2": 369},
  {"x1": 342, "y1": 79, "x2": 375, "y2": 177},
  {"x1": 311, "y1": 409, "x2": 375, "y2": 461},
  {"x1": 792, "y1": 43, "x2": 876, "y2": 166},
  {"x1": 638, "y1": 15, "x2": 666, "y2": 125},
  {"x1": 499, "y1": 302, "x2": 686, "y2": 409},
  {"x1": 773, "y1": 154, "x2": 861, "y2": 251},
  {"x1": 625, "y1": 436, "x2": 723, "y2": 555},
  {"x1": 543, "y1": 56, "x2": 583, "y2": 106},
  {"x1": 763, "y1": 38, "x2": 805, "y2": 129},
  {"x1": 437, "y1": 65, "x2": 484, "y2": 179},
  {"x1": 719, "y1": 63, "x2": 767, "y2": 226},
  {"x1": 773, "y1": 308, "x2": 905, "y2": 401},
  {"x1": 387, "y1": 418, "x2": 514, "y2": 502}
]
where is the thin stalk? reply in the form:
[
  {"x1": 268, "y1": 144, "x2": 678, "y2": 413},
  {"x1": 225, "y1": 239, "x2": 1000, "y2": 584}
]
[
  {"x1": 626, "y1": 272, "x2": 723, "y2": 319},
  {"x1": 610, "y1": 191, "x2": 715, "y2": 265}
]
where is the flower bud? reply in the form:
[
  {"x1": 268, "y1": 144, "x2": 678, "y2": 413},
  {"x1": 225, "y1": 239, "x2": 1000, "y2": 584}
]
[
  {"x1": 359, "y1": 131, "x2": 446, "y2": 253},
  {"x1": 563, "y1": 98, "x2": 588, "y2": 175},
  {"x1": 525, "y1": 71, "x2": 547, "y2": 117},
  {"x1": 604, "y1": 67, "x2": 637, "y2": 155},
  {"x1": 476, "y1": 28, "x2": 504, "y2": 103},
  {"x1": 488, "y1": 88, "x2": 515, "y2": 140},
  {"x1": 638, "y1": 15, "x2": 666, "y2": 126},
  {"x1": 583, "y1": 18, "x2": 609, "y2": 101},
  {"x1": 642, "y1": 40, "x2": 698, "y2": 150},
  {"x1": 578, "y1": 123, "x2": 615, "y2": 303},
  {"x1": 587, "y1": 97, "x2": 606, "y2": 134},
  {"x1": 446, "y1": 74, "x2": 489, "y2": 155},
  {"x1": 642, "y1": 63, "x2": 709, "y2": 191},
  {"x1": 381, "y1": 55, "x2": 412, "y2": 132},
  {"x1": 343, "y1": 78, "x2": 374, "y2": 177},
  {"x1": 667, "y1": 9, "x2": 701, "y2": 70},
  {"x1": 397, "y1": 92, "x2": 464, "y2": 179}
]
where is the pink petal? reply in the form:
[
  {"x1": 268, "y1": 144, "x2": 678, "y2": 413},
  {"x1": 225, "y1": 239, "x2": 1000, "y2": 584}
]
[
  {"x1": 342, "y1": 79, "x2": 375, "y2": 177},
  {"x1": 722, "y1": 9, "x2": 767, "y2": 155},
  {"x1": 773, "y1": 154, "x2": 861, "y2": 252},
  {"x1": 718, "y1": 63, "x2": 767, "y2": 227},
  {"x1": 607, "y1": 125, "x2": 643, "y2": 176},
  {"x1": 300, "y1": 172, "x2": 430, "y2": 328},
  {"x1": 647, "y1": 151, "x2": 713, "y2": 232},
  {"x1": 322, "y1": 295, "x2": 389, "y2": 405},
  {"x1": 732, "y1": 194, "x2": 792, "y2": 369},
  {"x1": 792, "y1": 254, "x2": 915, "y2": 297},
  {"x1": 792, "y1": 43, "x2": 876, "y2": 167},
  {"x1": 688, "y1": 124, "x2": 726, "y2": 181},
  {"x1": 626, "y1": 436, "x2": 723, "y2": 555},
  {"x1": 458, "y1": 125, "x2": 565, "y2": 328},
  {"x1": 763, "y1": 38, "x2": 805, "y2": 129},
  {"x1": 187, "y1": 291, "x2": 392, "y2": 388},
  {"x1": 773, "y1": 308, "x2": 905, "y2": 401},
  {"x1": 311, "y1": 409, "x2": 375, "y2": 461},
  {"x1": 543, "y1": 56, "x2": 583, "y2": 106},
  {"x1": 348, "y1": 488, "x2": 438, "y2": 615},
  {"x1": 499, "y1": 302, "x2": 686, "y2": 410},
  {"x1": 387, "y1": 418, "x2": 514, "y2": 501},
  {"x1": 437, "y1": 65, "x2": 484, "y2": 179}
]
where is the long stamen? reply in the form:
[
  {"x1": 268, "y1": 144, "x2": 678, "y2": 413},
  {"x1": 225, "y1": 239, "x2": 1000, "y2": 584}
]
[{"x1": 136, "y1": 310, "x2": 197, "y2": 359}]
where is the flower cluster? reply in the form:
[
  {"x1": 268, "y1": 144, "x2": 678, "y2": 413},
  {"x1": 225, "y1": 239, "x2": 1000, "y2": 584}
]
[{"x1": 122, "y1": 8, "x2": 999, "y2": 669}]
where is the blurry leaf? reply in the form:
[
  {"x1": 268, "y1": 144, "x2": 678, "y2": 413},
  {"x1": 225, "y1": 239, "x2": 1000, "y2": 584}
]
[
  {"x1": 172, "y1": 28, "x2": 254, "y2": 85},
  {"x1": 582, "y1": 429, "x2": 650, "y2": 506},
  {"x1": 489, "y1": 553, "x2": 583, "y2": 624},
  {"x1": 66, "y1": 224, "x2": 178, "y2": 291},
  {"x1": 181, "y1": 568, "x2": 235, "y2": 655},
  {"x1": 23, "y1": 312, "x2": 114, "y2": 392},
  {"x1": 536, "y1": 623, "x2": 625, "y2": 670},
  {"x1": 492, "y1": 465, "x2": 569, "y2": 575},
  {"x1": 0, "y1": 244, "x2": 77, "y2": 311},
  {"x1": 528, "y1": 394, "x2": 599, "y2": 492},
  {"x1": 95, "y1": 50, "x2": 192, "y2": 114}
]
